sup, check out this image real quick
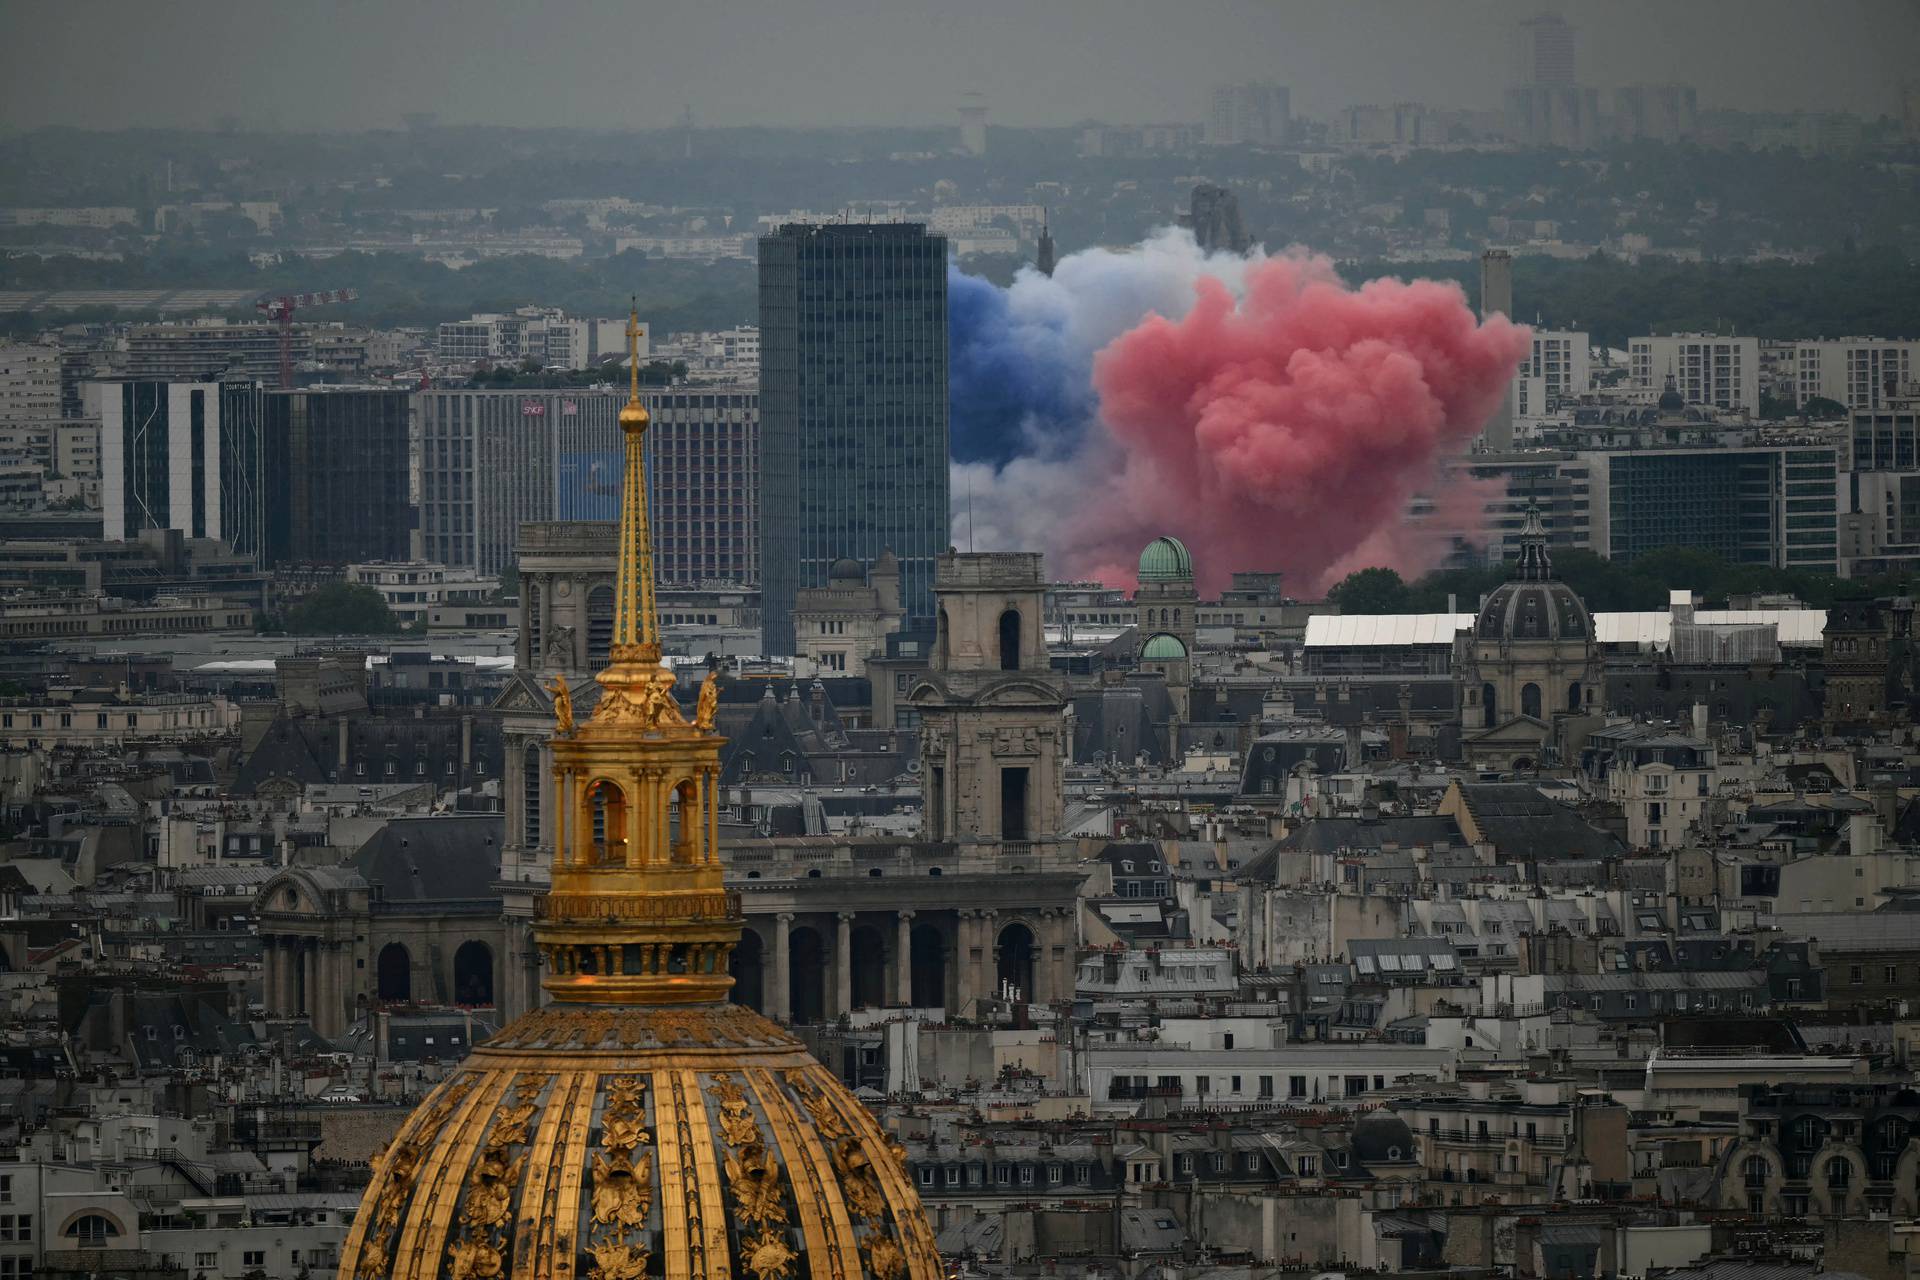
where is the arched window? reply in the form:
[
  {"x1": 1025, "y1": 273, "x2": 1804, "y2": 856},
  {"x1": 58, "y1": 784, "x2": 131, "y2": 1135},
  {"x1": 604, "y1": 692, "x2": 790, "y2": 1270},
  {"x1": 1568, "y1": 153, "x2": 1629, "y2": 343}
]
[
  {"x1": 1482, "y1": 683, "x2": 1498, "y2": 723},
  {"x1": 998, "y1": 609, "x2": 1021, "y2": 671},
  {"x1": 585, "y1": 780, "x2": 627, "y2": 864},
  {"x1": 66, "y1": 1214, "x2": 120, "y2": 1245},
  {"x1": 377, "y1": 943, "x2": 412, "y2": 1002},
  {"x1": 454, "y1": 940, "x2": 494, "y2": 1006},
  {"x1": 1567, "y1": 681, "x2": 1582, "y2": 713},
  {"x1": 1522, "y1": 682, "x2": 1542, "y2": 720}
]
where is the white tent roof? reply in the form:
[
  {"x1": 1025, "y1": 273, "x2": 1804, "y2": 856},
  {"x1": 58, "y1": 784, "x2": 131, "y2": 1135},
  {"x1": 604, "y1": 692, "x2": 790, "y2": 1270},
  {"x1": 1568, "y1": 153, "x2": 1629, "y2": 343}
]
[
  {"x1": 1303, "y1": 613, "x2": 1473, "y2": 648},
  {"x1": 1306, "y1": 605, "x2": 1826, "y2": 650}
]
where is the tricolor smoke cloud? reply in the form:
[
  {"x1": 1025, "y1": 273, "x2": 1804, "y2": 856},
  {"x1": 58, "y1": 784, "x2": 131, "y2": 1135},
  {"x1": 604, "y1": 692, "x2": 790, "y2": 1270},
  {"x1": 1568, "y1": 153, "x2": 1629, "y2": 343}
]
[{"x1": 948, "y1": 228, "x2": 1528, "y2": 594}]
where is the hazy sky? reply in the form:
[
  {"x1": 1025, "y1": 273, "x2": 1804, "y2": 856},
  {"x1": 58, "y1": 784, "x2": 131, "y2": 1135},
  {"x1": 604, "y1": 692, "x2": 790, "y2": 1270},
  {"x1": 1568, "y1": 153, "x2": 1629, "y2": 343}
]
[{"x1": 3, "y1": 0, "x2": 1913, "y2": 133}]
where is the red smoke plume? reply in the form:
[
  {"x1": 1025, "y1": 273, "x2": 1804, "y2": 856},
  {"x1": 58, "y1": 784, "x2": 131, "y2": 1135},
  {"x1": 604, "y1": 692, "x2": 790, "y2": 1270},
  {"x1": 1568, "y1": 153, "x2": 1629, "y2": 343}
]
[{"x1": 1077, "y1": 254, "x2": 1528, "y2": 594}]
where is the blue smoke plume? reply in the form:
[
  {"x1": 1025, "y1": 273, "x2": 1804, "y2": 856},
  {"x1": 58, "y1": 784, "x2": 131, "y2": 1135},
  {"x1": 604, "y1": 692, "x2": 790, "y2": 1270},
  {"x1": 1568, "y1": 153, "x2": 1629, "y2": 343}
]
[{"x1": 947, "y1": 265, "x2": 1094, "y2": 466}]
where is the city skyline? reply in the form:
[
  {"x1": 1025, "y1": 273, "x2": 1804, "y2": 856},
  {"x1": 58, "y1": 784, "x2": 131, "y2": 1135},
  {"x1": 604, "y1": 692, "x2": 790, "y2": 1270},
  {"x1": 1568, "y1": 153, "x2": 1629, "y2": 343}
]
[{"x1": 1, "y1": 0, "x2": 1914, "y2": 135}]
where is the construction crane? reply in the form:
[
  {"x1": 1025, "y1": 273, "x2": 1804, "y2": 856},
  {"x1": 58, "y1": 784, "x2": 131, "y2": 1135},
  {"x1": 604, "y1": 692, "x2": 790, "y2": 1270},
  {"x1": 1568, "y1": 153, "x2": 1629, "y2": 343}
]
[{"x1": 253, "y1": 287, "x2": 358, "y2": 388}]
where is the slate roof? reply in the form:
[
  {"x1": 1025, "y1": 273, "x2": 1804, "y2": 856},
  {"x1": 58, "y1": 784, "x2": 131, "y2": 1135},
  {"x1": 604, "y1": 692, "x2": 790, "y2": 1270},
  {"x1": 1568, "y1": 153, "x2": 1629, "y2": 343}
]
[
  {"x1": 1456, "y1": 782, "x2": 1627, "y2": 861},
  {"x1": 350, "y1": 815, "x2": 504, "y2": 903}
]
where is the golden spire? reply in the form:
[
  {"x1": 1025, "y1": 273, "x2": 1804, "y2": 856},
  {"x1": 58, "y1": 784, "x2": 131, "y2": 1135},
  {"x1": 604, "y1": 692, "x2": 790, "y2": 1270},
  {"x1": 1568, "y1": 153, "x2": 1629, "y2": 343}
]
[
  {"x1": 613, "y1": 302, "x2": 657, "y2": 658},
  {"x1": 535, "y1": 297, "x2": 731, "y2": 1006}
]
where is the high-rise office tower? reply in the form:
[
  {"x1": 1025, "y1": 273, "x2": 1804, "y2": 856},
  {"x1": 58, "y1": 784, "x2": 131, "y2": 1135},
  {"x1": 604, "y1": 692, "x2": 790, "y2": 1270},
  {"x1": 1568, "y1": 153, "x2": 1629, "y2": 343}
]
[
  {"x1": 87, "y1": 377, "x2": 270, "y2": 556},
  {"x1": 757, "y1": 222, "x2": 949, "y2": 654},
  {"x1": 264, "y1": 388, "x2": 413, "y2": 566}
]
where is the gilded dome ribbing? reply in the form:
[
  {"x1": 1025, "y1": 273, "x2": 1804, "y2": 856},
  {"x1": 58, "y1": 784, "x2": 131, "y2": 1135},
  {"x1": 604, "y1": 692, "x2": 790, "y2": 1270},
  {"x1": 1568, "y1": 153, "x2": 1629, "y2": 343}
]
[{"x1": 337, "y1": 307, "x2": 942, "y2": 1280}]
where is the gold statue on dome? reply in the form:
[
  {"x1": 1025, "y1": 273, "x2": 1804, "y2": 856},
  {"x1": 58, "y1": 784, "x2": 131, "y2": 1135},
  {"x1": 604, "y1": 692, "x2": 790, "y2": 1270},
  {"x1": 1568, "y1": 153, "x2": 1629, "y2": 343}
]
[
  {"x1": 695, "y1": 668, "x2": 721, "y2": 730},
  {"x1": 545, "y1": 673, "x2": 574, "y2": 735}
]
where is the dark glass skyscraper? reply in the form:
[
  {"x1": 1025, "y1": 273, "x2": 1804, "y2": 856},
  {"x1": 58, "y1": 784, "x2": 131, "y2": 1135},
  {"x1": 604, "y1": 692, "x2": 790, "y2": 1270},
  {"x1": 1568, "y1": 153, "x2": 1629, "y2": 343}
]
[
  {"x1": 758, "y1": 222, "x2": 949, "y2": 654},
  {"x1": 264, "y1": 389, "x2": 414, "y2": 566}
]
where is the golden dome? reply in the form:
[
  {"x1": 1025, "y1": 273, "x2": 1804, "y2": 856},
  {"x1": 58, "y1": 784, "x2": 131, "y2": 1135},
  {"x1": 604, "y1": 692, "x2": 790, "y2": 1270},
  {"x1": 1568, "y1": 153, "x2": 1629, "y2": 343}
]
[{"x1": 337, "y1": 305, "x2": 941, "y2": 1280}]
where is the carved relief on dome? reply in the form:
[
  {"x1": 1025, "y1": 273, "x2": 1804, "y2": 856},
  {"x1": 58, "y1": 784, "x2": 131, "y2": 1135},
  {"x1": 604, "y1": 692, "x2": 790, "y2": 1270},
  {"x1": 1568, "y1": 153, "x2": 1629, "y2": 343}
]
[
  {"x1": 586, "y1": 1074, "x2": 655, "y2": 1280},
  {"x1": 447, "y1": 1073, "x2": 546, "y2": 1280}
]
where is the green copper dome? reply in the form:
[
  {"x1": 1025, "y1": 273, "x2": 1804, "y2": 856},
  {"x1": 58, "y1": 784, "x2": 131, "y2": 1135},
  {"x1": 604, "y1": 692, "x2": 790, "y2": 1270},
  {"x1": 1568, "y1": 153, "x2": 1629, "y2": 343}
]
[
  {"x1": 1140, "y1": 632, "x2": 1189, "y2": 660},
  {"x1": 1138, "y1": 535, "x2": 1194, "y2": 583}
]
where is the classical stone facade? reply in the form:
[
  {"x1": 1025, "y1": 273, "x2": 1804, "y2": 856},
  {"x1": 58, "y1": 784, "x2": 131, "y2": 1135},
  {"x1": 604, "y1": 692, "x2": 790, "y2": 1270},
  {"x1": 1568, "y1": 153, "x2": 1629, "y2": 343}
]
[
  {"x1": 790, "y1": 550, "x2": 903, "y2": 676},
  {"x1": 915, "y1": 552, "x2": 1068, "y2": 854},
  {"x1": 255, "y1": 816, "x2": 507, "y2": 1037},
  {"x1": 728, "y1": 844, "x2": 1081, "y2": 1019}
]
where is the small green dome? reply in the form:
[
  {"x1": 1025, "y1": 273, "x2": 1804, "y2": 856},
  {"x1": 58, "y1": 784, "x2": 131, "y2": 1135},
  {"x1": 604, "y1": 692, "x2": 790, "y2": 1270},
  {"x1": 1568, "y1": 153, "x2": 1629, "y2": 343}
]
[
  {"x1": 1140, "y1": 632, "x2": 1188, "y2": 660},
  {"x1": 1138, "y1": 535, "x2": 1194, "y2": 582}
]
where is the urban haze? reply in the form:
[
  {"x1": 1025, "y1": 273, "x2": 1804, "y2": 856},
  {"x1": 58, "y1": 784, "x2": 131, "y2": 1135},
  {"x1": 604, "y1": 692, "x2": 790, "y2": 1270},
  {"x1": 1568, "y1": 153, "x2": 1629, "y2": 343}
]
[{"x1": 2, "y1": 5, "x2": 1920, "y2": 1280}]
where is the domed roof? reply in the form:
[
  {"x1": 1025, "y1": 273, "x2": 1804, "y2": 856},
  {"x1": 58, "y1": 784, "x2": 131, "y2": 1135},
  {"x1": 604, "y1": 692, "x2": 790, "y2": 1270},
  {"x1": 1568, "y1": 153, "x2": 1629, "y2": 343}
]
[
  {"x1": 1657, "y1": 373, "x2": 1685, "y2": 412},
  {"x1": 1140, "y1": 632, "x2": 1188, "y2": 660},
  {"x1": 1138, "y1": 535, "x2": 1194, "y2": 583},
  {"x1": 1352, "y1": 1111, "x2": 1417, "y2": 1164},
  {"x1": 337, "y1": 1006, "x2": 940, "y2": 1280},
  {"x1": 1475, "y1": 504, "x2": 1591, "y2": 643},
  {"x1": 1477, "y1": 579, "x2": 1591, "y2": 641},
  {"x1": 829, "y1": 556, "x2": 866, "y2": 582}
]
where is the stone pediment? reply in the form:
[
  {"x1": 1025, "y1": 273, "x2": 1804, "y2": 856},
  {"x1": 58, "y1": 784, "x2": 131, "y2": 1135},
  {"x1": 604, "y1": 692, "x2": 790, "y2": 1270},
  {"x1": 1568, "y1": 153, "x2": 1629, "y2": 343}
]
[
  {"x1": 907, "y1": 671, "x2": 1063, "y2": 708},
  {"x1": 492, "y1": 670, "x2": 551, "y2": 715},
  {"x1": 1467, "y1": 714, "x2": 1551, "y2": 744}
]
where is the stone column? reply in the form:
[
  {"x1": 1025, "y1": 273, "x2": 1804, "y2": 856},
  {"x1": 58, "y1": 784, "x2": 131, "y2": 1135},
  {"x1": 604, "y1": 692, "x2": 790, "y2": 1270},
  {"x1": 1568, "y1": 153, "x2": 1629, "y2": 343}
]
[
  {"x1": 772, "y1": 913, "x2": 793, "y2": 1023},
  {"x1": 301, "y1": 940, "x2": 317, "y2": 1017},
  {"x1": 895, "y1": 910, "x2": 915, "y2": 1007},
  {"x1": 834, "y1": 911, "x2": 854, "y2": 1018},
  {"x1": 262, "y1": 936, "x2": 279, "y2": 1015},
  {"x1": 978, "y1": 909, "x2": 999, "y2": 1006},
  {"x1": 1050, "y1": 911, "x2": 1075, "y2": 1005}
]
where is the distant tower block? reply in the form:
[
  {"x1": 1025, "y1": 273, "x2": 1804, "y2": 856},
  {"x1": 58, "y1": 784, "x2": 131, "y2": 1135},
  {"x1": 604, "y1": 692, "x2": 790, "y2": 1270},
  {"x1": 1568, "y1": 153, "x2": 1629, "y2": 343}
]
[
  {"x1": 1480, "y1": 249, "x2": 1514, "y2": 320},
  {"x1": 1479, "y1": 249, "x2": 1516, "y2": 453},
  {"x1": 958, "y1": 91, "x2": 988, "y2": 157},
  {"x1": 1035, "y1": 212, "x2": 1056, "y2": 277}
]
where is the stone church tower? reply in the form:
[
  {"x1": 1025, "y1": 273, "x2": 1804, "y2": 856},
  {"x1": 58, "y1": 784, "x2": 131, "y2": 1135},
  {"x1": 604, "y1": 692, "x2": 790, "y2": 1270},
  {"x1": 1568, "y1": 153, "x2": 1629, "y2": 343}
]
[{"x1": 911, "y1": 552, "x2": 1070, "y2": 861}]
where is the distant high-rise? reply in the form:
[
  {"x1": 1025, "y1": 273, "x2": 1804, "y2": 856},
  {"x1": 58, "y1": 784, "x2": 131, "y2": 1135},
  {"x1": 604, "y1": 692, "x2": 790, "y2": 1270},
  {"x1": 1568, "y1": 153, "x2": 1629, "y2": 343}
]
[
  {"x1": 1514, "y1": 12, "x2": 1576, "y2": 87},
  {"x1": 416, "y1": 385, "x2": 759, "y2": 582},
  {"x1": 1184, "y1": 185, "x2": 1251, "y2": 255},
  {"x1": 1479, "y1": 251, "x2": 1515, "y2": 452},
  {"x1": 88, "y1": 377, "x2": 270, "y2": 557},
  {"x1": 1506, "y1": 13, "x2": 1592, "y2": 148},
  {"x1": 758, "y1": 222, "x2": 949, "y2": 654},
  {"x1": 1207, "y1": 82, "x2": 1290, "y2": 146},
  {"x1": 1036, "y1": 215, "x2": 1057, "y2": 277},
  {"x1": 264, "y1": 388, "x2": 413, "y2": 566},
  {"x1": 1613, "y1": 84, "x2": 1698, "y2": 144},
  {"x1": 958, "y1": 92, "x2": 989, "y2": 157}
]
